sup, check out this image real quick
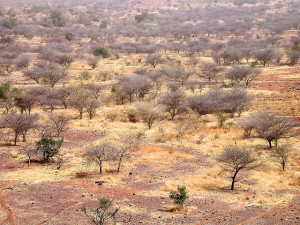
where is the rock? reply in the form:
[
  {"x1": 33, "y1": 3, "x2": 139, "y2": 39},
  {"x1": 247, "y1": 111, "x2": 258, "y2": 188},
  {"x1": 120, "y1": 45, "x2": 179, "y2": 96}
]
[{"x1": 129, "y1": 172, "x2": 133, "y2": 175}]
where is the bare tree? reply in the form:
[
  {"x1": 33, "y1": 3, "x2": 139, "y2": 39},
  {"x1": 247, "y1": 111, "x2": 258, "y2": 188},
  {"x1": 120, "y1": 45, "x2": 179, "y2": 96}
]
[
  {"x1": 23, "y1": 67, "x2": 44, "y2": 84},
  {"x1": 115, "y1": 141, "x2": 134, "y2": 172},
  {"x1": 199, "y1": 62, "x2": 224, "y2": 82},
  {"x1": 84, "y1": 143, "x2": 117, "y2": 174},
  {"x1": 287, "y1": 50, "x2": 300, "y2": 66},
  {"x1": 250, "y1": 110, "x2": 298, "y2": 148},
  {"x1": 43, "y1": 65, "x2": 67, "y2": 87},
  {"x1": 16, "y1": 54, "x2": 31, "y2": 70},
  {"x1": 217, "y1": 146, "x2": 260, "y2": 190},
  {"x1": 226, "y1": 66, "x2": 261, "y2": 86},
  {"x1": 49, "y1": 113, "x2": 70, "y2": 139},
  {"x1": 0, "y1": 52, "x2": 17, "y2": 74},
  {"x1": 1, "y1": 114, "x2": 38, "y2": 145},
  {"x1": 20, "y1": 144, "x2": 35, "y2": 167},
  {"x1": 159, "y1": 91, "x2": 186, "y2": 120},
  {"x1": 70, "y1": 87, "x2": 90, "y2": 119},
  {"x1": 145, "y1": 53, "x2": 164, "y2": 68},
  {"x1": 85, "y1": 99, "x2": 100, "y2": 119},
  {"x1": 272, "y1": 145, "x2": 292, "y2": 171},
  {"x1": 134, "y1": 102, "x2": 165, "y2": 129},
  {"x1": 253, "y1": 49, "x2": 275, "y2": 67},
  {"x1": 88, "y1": 56, "x2": 99, "y2": 70},
  {"x1": 84, "y1": 84, "x2": 102, "y2": 100}
]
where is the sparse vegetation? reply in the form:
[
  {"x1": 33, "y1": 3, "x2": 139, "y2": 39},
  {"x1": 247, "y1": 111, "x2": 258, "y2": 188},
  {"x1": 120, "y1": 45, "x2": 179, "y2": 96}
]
[{"x1": 0, "y1": 0, "x2": 299, "y2": 223}]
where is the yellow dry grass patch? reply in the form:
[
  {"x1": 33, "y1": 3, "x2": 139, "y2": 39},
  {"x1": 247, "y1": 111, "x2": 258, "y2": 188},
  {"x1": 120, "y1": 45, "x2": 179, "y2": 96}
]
[{"x1": 136, "y1": 145, "x2": 193, "y2": 163}]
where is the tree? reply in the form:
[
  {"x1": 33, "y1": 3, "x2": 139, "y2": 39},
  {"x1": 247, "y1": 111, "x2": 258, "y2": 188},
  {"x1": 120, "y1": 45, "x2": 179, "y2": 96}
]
[
  {"x1": 199, "y1": 62, "x2": 224, "y2": 82},
  {"x1": 0, "y1": 52, "x2": 18, "y2": 74},
  {"x1": 225, "y1": 67, "x2": 261, "y2": 86},
  {"x1": 84, "y1": 84, "x2": 102, "y2": 100},
  {"x1": 250, "y1": 110, "x2": 297, "y2": 148},
  {"x1": 164, "y1": 66, "x2": 194, "y2": 86},
  {"x1": 70, "y1": 87, "x2": 90, "y2": 119},
  {"x1": 23, "y1": 67, "x2": 44, "y2": 84},
  {"x1": 16, "y1": 55, "x2": 31, "y2": 70},
  {"x1": 272, "y1": 145, "x2": 292, "y2": 171},
  {"x1": 50, "y1": 8, "x2": 68, "y2": 27},
  {"x1": 217, "y1": 146, "x2": 260, "y2": 190},
  {"x1": 43, "y1": 65, "x2": 67, "y2": 87},
  {"x1": 169, "y1": 186, "x2": 188, "y2": 208},
  {"x1": 1, "y1": 17, "x2": 18, "y2": 29},
  {"x1": 82, "y1": 197, "x2": 130, "y2": 225},
  {"x1": 1, "y1": 114, "x2": 38, "y2": 145},
  {"x1": 84, "y1": 143, "x2": 117, "y2": 174},
  {"x1": 49, "y1": 113, "x2": 69, "y2": 139},
  {"x1": 85, "y1": 98, "x2": 100, "y2": 119},
  {"x1": 115, "y1": 141, "x2": 134, "y2": 172},
  {"x1": 253, "y1": 49, "x2": 275, "y2": 67},
  {"x1": 287, "y1": 50, "x2": 300, "y2": 66},
  {"x1": 20, "y1": 144, "x2": 35, "y2": 167},
  {"x1": 94, "y1": 48, "x2": 110, "y2": 58},
  {"x1": 159, "y1": 91, "x2": 186, "y2": 120},
  {"x1": 36, "y1": 138, "x2": 63, "y2": 163},
  {"x1": 216, "y1": 112, "x2": 227, "y2": 127},
  {"x1": 88, "y1": 56, "x2": 99, "y2": 69},
  {"x1": 145, "y1": 53, "x2": 164, "y2": 68},
  {"x1": 239, "y1": 117, "x2": 256, "y2": 138},
  {"x1": 134, "y1": 102, "x2": 165, "y2": 129}
]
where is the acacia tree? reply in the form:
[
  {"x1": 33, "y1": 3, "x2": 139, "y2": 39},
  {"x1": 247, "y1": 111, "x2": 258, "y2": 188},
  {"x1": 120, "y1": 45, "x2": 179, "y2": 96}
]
[
  {"x1": 70, "y1": 87, "x2": 90, "y2": 119},
  {"x1": 43, "y1": 66, "x2": 67, "y2": 87},
  {"x1": 85, "y1": 98, "x2": 100, "y2": 119},
  {"x1": 225, "y1": 67, "x2": 261, "y2": 86},
  {"x1": 145, "y1": 53, "x2": 164, "y2": 68},
  {"x1": 253, "y1": 49, "x2": 275, "y2": 67},
  {"x1": 217, "y1": 146, "x2": 260, "y2": 190},
  {"x1": 49, "y1": 113, "x2": 70, "y2": 139},
  {"x1": 1, "y1": 114, "x2": 38, "y2": 145},
  {"x1": 84, "y1": 143, "x2": 117, "y2": 174},
  {"x1": 272, "y1": 145, "x2": 292, "y2": 171},
  {"x1": 199, "y1": 62, "x2": 224, "y2": 82},
  {"x1": 0, "y1": 52, "x2": 17, "y2": 74},
  {"x1": 288, "y1": 50, "x2": 300, "y2": 66},
  {"x1": 250, "y1": 110, "x2": 297, "y2": 148},
  {"x1": 115, "y1": 141, "x2": 134, "y2": 172},
  {"x1": 159, "y1": 91, "x2": 186, "y2": 120},
  {"x1": 20, "y1": 144, "x2": 35, "y2": 167},
  {"x1": 16, "y1": 54, "x2": 31, "y2": 70},
  {"x1": 134, "y1": 102, "x2": 165, "y2": 129}
]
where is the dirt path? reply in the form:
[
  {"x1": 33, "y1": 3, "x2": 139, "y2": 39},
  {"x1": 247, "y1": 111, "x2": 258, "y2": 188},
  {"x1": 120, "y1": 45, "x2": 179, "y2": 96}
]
[{"x1": 38, "y1": 202, "x2": 79, "y2": 225}]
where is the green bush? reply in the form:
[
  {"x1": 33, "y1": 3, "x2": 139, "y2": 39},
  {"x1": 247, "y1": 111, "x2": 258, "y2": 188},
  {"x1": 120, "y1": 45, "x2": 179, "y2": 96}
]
[
  {"x1": 169, "y1": 186, "x2": 188, "y2": 208},
  {"x1": 94, "y1": 48, "x2": 110, "y2": 58},
  {"x1": 36, "y1": 138, "x2": 63, "y2": 163}
]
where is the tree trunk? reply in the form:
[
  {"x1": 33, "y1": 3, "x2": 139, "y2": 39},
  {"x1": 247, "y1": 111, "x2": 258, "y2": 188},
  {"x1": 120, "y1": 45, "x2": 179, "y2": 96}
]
[
  {"x1": 14, "y1": 132, "x2": 18, "y2": 146},
  {"x1": 117, "y1": 157, "x2": 122, "y2": 172},
  {"x1": 22, "y1": 132, "x2": 26, "y2": 142},
  {"x1": 282, "y1": 161, "x2": 285, "y2": 171},
  {"x1": 231, "y1": 168, "x2": 240, "y2": 190},
  {"x1": 268, "y1": 139, "x2": 272, "y2": 149},
  {"x1": 99, "y1": 161, "x2": 102, "y2": 174}
]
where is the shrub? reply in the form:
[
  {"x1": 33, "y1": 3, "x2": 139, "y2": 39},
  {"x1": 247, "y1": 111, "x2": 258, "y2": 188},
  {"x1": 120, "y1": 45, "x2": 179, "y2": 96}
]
[
  {"x1": 94, "y1": 48, "x2": 110, "y2": 58},
  {"x1": 36, "y1": 138, "x2": 63, "y2": 163},
  {"x1": 169, "y1": 186, "x2": 188, "y2": 208},
  {"x1": 126, "y1": 109, "x2": 138, "y2": 123}
]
